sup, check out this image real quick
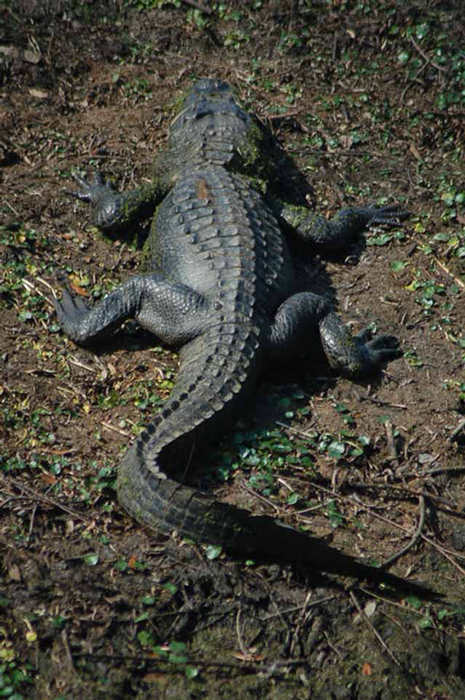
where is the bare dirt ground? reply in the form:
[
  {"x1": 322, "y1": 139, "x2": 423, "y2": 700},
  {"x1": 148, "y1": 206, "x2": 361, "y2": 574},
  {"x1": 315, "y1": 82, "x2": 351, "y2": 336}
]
[{"x1": 1, "y1": 1, "x2": 465, "y2": 698}]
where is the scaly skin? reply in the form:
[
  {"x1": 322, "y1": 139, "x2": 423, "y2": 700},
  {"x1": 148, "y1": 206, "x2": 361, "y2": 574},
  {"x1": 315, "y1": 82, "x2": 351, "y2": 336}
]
[{"x1": 54, "y1": 80, "x2": 424, "y2": 592}]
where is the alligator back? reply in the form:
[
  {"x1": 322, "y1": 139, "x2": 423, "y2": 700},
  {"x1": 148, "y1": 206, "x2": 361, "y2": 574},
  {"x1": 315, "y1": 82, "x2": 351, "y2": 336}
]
[{"x1": 147, "y1": 164, "x2": 292, "y2": 311}]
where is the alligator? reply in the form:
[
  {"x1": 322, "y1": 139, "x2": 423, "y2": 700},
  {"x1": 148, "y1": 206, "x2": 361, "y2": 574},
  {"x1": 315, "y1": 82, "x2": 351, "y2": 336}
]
[{"x1": 55, "y1": 79, "x2": 423, "y2": 592}]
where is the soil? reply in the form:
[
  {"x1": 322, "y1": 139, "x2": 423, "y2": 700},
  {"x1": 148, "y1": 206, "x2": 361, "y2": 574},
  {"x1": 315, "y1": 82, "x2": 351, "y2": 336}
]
[{"x1": 1, "y1": 1, "x2": 465, "y2": 698}]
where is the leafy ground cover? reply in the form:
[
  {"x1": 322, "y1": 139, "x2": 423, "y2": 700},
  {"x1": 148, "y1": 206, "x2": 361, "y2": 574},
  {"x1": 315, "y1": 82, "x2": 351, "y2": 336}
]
[{"x1": 1, "y1": 1, "x2": 465, "y2": 697}]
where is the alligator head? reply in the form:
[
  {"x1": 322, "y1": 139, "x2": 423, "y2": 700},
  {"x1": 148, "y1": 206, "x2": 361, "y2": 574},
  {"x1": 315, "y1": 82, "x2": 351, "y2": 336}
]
[
  {"x1": 162, "y1": 79, "x2": 258, "y2": 180},
  {"x1": 170, "y1": 79, "x2": 251, "y2": 134}
]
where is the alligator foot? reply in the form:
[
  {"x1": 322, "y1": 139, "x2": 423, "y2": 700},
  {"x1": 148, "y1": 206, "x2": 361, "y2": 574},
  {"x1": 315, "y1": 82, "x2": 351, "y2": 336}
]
[
  {"x1": 66, "y1": 171, "x2": 114, "y2": 205},
  {"x1": 355, "y1": 329, "x2": 402, "y2": 371},
  {"x1": 364, "y1": 203, "x2": 411, "y2": 227},
  {"x1": 53, "y1": 282, "x2": 94, "y2": 344}
]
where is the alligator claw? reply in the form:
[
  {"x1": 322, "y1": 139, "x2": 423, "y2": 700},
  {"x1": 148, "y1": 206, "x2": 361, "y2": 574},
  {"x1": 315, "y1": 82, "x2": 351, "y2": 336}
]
[
  {"x1": 66, "y1": 171, "x2": 113, "y2": 205},
  {"x1": 366, "y1": 204, "x2": 411, "y2": 228}
]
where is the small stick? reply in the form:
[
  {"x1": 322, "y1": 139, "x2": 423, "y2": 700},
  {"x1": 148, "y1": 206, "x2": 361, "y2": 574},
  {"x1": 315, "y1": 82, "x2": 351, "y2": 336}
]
[
  {"x1": 181, "y1": 0, "x2": 212, "y2": 13},
  {"x1": 382, "y1": 495, "x2": 426, "y2": 567},
  {"x1": 347, "y1": 481, "x2": 457, "y2": 509},
  {"x1": 1, "y1": 475, "x2": 100, "y2": 529},
  {"x1": 101, "y1": 421, "x2": 131, "y2": 437},
  {"x1": 349, "y1": 591, "x2": 400, "y2": 667},
  {"x1": 361, "y1": 396, "x2": 407, "y2": 410},
  {"x1": 433, "y1": 546, "x2": 465, "y2": 577},
  {"x1": 235, "y1": 608, "x2": 248, "y2": 657},
  {"x1": 448, "y1": 419, "x2": 465, "y2": 442},
  {"x1": 409, "y1": 35, "x2": 448, "y2": 73},
  {"x1": 434, "y1": 257, "x2": 465, "y2": 290},
  {"x1": 266, "y1": 110, "x2": 302, "y2": 122},
  {"x1": 420, "y1": 466, "x2": 465, "y2": 477},
  {"x1": 384, "y1": 420, "x2": 399, "y2": 469}
]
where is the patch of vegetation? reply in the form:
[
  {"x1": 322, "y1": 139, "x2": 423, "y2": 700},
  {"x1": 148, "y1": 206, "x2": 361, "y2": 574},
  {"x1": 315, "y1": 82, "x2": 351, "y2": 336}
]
[
  {"x1": 0, "y1": 625, "x2": 35, "y2": 700},
  {"x1": 207, "y1": 388, "x2": 374, "y2": 529}
]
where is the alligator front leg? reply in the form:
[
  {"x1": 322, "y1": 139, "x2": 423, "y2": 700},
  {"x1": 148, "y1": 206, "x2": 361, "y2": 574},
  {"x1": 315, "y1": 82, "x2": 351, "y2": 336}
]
[
  {"x1": 267, "y1": 291, "x2": 401, "y2": 377},
  {"x1": 280, "y1": 203, "x2": 410, "y2": 252},
  {"x1": 54, "y1": 275, "x2": 207, "y2": 347},
  {"x1": 69, "y1": 172, "x2": 166, "y2": 235}
]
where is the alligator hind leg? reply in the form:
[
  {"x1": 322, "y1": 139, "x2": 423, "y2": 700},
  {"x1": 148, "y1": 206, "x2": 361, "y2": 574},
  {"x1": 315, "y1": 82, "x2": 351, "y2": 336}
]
[
  {"x1": 54, "y1": 274, "x2": 207, "y2": 347},
  {"x1": 267, "y1": 291, "x2": 401, "y2": 378},
  {"x1": 281, "y1": 203, "x2": 410, "y2": 252}
]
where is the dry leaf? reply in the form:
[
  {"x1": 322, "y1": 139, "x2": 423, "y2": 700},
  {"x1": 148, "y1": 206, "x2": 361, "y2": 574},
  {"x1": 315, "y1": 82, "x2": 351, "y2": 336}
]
[
  {"x1": 29, "y1": 88, "x2": 49, "y2": 100},
  {"x1": 41, "y1": 473, "x2": 57, "y2": 485},
  {"x1": 9, "y1": 564, "x2": 21, "y2": 582},
  {"x1": 23, "y1": 50, "x2": 41, "y2": 64},
  {"x1": 143, "y1": 673, "x2": 169, "y2": 684},
  {"x1": 231, "y1": 649, "x2": 266, "y2": 662},
  {"x1": 69, "y1": 283, "x2": 89, "y2": 297},
  {"x1": 364, "y1": 601, "x2": 377, "y2": 618},
  {"x1": 409, "y1": 142, "x2": 422, "y2": 161}
]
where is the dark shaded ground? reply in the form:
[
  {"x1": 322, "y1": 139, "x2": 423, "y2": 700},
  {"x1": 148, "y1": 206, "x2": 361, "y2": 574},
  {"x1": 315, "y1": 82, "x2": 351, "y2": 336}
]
[{"x1": 1, "y1": 1, "x2": 465, "y2": 698}]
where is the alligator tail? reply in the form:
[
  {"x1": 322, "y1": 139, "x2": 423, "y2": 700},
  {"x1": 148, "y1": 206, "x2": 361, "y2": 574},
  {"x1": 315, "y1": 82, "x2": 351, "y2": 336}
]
[
  {"x1": 117, "y1": 325, "x2": 263, "y2": 545},
  {"x1": 117, "y1": 331, "x2": 436, "y2": 596}
]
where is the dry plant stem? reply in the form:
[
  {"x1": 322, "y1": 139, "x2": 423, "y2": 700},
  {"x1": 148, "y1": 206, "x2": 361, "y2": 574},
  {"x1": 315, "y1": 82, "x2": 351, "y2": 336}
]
[
  {"x1": 310, "y1": 482, "x2": 465, "y2": 575},
  {"x1": 384, "y1": 419, "x2": 399, "y2": 468},
  {"x1": 448, "y1": 419, "x2": 465, "y2": 442},
  {"x1": 262, "y1": 597, "x2": 336, "y2": 621},
  {"x1": 421, "y1": 466, "x2": 465, "y2": 476},
  {"x1": 348, "y1": 481, "x2": 459, "y2": 511},
  {"x1": 361, "y1": 395, "x2": 408, "y2": 410},
  {"x1": 27, "y1": 503, "x2": 38, "y2": 539},
  {"x1": 359, "y1": 587, "x2": 428, "y2": 615},
  {"x1": 61, "y1": 629, "x2": 76, "y2": 675},
  {"x1": 235, "y1": 608, "x2": 248, "y2": 657},
  {"x1": 349, "y1": 591, "x2": 400, "y2": 667},
  {"x1": 382, "y1": 495, "x2": 426, "y2": 567},
  {"x1": 401, "y1": 62, "x2": 428, "y2": 104},
  {"x1": 322, "y1": 631, "x2": 343, "y2": 660},
  {"x1": 409, "y1": 35, "x2": 448, "y2": 73},
  {"x1": 73, "y1": 651, "x2": 311, "y2": 671},
  {"x1": 102, "y1": 421, "x2": 131, "y2": 437},
  {"x1": 411, "y1": 235, "x2": 465, "y2": 291},
  {"x1": 400, "y1": 34, "x2": 448, "y2": 105},
  {"x1": 434, "y1": 257, "x2": 465, "y2": 290},
  {"x1": 1, "y1": 474, "x2": 104, "y2": 531},
  {"x1": 67, "y1": 356, "x2": 99, "y2": 373},
  {"x1": 242, "y1": 482, "x2": 282, "y2": 514},
  {"x1": 289, "y1": 592, "x2": 315, "y2": 656},
  {"x1": 432, "y1": 548, "x2": 465, "y2": 577},
  {"x1": 181, "y1": 0, "x2": 212, "y2": 14}
]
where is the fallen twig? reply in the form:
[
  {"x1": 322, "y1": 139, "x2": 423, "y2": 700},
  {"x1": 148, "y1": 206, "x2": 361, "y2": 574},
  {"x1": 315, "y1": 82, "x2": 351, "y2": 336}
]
[
  {"x1": 434, "y1": 257, "x2": 465, "y2": 291},
  {"x1": 409, "y1": 35, "x2": 448, "y2": 73},
  {"x1": 1, "y1": 474, "x2": 101, "y2": 530},
  {"x1": 360, "y1": 396, "x2": 407, "y2": 410},
  {"x1": 420, "y1": 466, "x2": 465, "y2": 477},
  {"x1": 382, "y1": 495, "x2": 426, "y2": 567},
  {"x1": 384, "y1": 419, "x2": 399, "y2": 468},
  {"x1": 448, "y1": 419, "x2": 465, "y2": 442},
  {"x1": 349, "y1": 591, "x2": 401, "y2": 667},
  {"x1": 181, "y1": 0, "x2": 212, "y2": 14},
  {"x1": 347, "y1": 481, "x2": 458, "y2": 510}
]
